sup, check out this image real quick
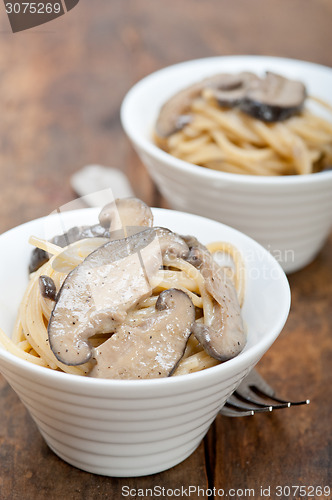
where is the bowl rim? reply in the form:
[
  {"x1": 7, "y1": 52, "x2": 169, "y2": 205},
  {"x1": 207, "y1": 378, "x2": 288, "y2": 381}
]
[
  {"x1": 121, "y1": 55, "x2": 332, "y2": 186},
  {"x1": 0, "y1": 207, "x2": 291, "y2": 392}
]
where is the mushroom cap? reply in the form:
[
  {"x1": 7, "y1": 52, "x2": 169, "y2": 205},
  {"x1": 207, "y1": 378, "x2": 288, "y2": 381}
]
[
  {"x1": 28, "y1": 224, "x2": 110, "y2": 274},
  {"x1": 39, "y1": 275, "x2": 57, "y2": 301},
  {"x1": 155, "y1": 81, "x2": 203, "y2": 138},
  {"x1": 155, "y1": 73, "x2": 257, "y2": 138},
  {"x1": 155, "y1": 71, "x2": 307, "y2": 139},
  {"x1": 48, "y1": 228, "x2": 161, "y2": 366},
  {"x1": 48, "y1": 225, "x2": 190, "y2": 367},
  {"x1": 185, "y1": 242, "x2": 246, "y2": 361},
  {"x1": 204, "y1": 72, "x2": 259, "y2": 107},
  {"x1": 98, "y1": 197, "x2": 154, "y2": 232},
  {"x1": 90, "y1": 288, "x2": 195, "y2": 379},
  {"x1": 155, "y1": 227, "x2": 189, "y2": 260},
  {"x1": 240, "y1": 71, "x2": 306, "y2": 122}
]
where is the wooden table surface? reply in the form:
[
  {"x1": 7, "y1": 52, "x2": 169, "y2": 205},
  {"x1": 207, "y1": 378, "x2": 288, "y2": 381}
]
[{"x1": 0, "y1": 1, "x2": 331, "y2": 499}]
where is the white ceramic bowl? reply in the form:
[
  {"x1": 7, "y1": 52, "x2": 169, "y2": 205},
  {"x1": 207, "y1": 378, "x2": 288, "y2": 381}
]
[
  {"x1": 0, "y1": 208, "x2": 290, "y2": 477},
  {"x1": 121, "y1": 56, "x2": 332, "y2": 273}
]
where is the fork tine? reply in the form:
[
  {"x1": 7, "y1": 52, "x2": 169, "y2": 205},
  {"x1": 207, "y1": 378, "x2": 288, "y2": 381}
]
[
  {"x1": 220, "y1": 404, "x2": 255, "y2": 418},
  {"x1": 230, "y1": 392, "x2": 291, "y2": 410},
  {"x1": 220, "y1": 369, "x2": 310, "y2": 417},
  {"x1": 227, "y1": 395, "x2": 273, "y2": 413},
  {"x1": 252, "y1": 387, "x2": 310, "y2": 407},
  {"x1": 250, "y1": 388, "x2": 310, "y2": 407},
  {"x1": 236, "y1": 369, "x2": 310, "y2": 407}
]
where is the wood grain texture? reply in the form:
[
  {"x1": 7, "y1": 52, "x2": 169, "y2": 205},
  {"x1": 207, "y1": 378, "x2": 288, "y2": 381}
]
[
  {"x1": 0, "y1": 0, "x2": 331, "y2": 498},
  {"x1": 207, "y1": 234, "x2": 332, "y2": 494}
]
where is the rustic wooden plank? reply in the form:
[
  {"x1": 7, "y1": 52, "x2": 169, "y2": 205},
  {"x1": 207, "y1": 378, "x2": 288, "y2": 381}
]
[
  {"x1": 207, "y1": 234, "x2": 332, "y2": 495},
  {"x1": 1, "y1": 0, "x2": 332, "y2": 232}
]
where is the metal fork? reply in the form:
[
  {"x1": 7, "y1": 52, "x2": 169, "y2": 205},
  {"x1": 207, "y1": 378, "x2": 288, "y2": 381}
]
[{"x1": 220, "y1": 369, "x2": 310, "y2": 417}]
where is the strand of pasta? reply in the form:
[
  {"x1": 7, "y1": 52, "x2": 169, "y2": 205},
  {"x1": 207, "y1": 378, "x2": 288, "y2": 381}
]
[
  {"x1": 13, "y1": 259, "x2": 92, "y2": 375},
  {"x1": 193, "y1": 98, "x2": 262, "y2": 144},
  {"x1": 153, "y1": 282, "x2": 203, "y2": 308},
  {"x1": 205, "y1": 160, "x2": 280, "y2": 176},
  {"x1": 0, "y1": 328, "x2": 48, "y2": 366},
  {"x1": 163, "y1": 256, "x2": 215, "y2": 326},
  {"x1": 287, "y1": 115, "x2": 332, "y2": 145},
  {"x1": 152, "y1": 269, "x2": 200, "y2": 293},
  {"x1": 309, "y1": 95, "x2": 332, "y2": 115},
  {"x1": 157, "y1": 93, "x2": 332, "y2": 176},
  {"x1": 206, "y1": 241, "x2": 246, "y2": 307},
  {"x1": 211, "y1": 129, "x2": 283, "y2": 175},
  {"x1": 173, "y1": 350, "x2": 219, "y2": 376},
  {"x1": 28, "y1": 236, "x2": 63, "y2": 256}
]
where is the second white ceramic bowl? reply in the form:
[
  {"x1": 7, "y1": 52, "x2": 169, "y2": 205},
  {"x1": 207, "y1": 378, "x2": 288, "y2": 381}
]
[
  {"x1": 0, "y1": 208, "x2": 290, "y2": 476},
  {"x1": 121, "y1": 56, "x2": 332, "y2": 273}
]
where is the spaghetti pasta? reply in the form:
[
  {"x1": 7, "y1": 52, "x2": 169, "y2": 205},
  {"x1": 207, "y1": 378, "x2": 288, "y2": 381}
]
[
  {"x1": 155, "y1": 74, "x2": 332, "y2": 176},
  {"x1": 0, "y1": 204, "x2": 246, "y2": 379}
]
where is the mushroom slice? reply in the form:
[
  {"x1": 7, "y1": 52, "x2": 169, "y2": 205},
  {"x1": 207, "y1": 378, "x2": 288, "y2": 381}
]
[
  {"x1": 98, "y1": 197, "x2": 154, "y2": 235},
  {"x1": 29, "y1": 224, "x2": 110, "y2": 274},
  {"x1": 48, "y1": 228, "x2": 163, "y2": 366},
  {"x1": 52, "y1": 224, "x2": 110, "y2": 247},
  {"x1": 90, "y1": 289, "x2": 195, "y2": 379},
  {"x1": 155, "y1": 71, "x2": 307, "y2": 141},
  {"x1": 185, "y1": 241, "x2": 246, "y2": 361},
  {"x1": 192, "y1": 273, "x2": 245, "y2": 362},
  {"x1": 29, "y1": 247, "x2": 49, "y2": 274},
  {"x1": 39, "y1": 275, "x2": 57, "y2": 301},
  {"x1": 29, "y1": 197, "x2": 153, "y2": 273},
  {"x1": 240, "y1": 71, "x2": 306, "y2": 122},
  {"x1": 155, "y1": 227, "x2": 189, "y2": 260},
  {"x1": 155, "y1": 81, "x2": 204, "y2": 138},
  {"x1": 204, "y1": 72, "x2": 259, "y2": 107},
  {"x1": 181, "y1": 234, "x2": 209, "y2": 267},
  {"x1": 155, "y1": 73, "x2": 258, "y2": 138}
]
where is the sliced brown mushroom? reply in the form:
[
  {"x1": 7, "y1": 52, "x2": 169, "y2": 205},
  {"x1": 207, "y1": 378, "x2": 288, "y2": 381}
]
[
  {"x1": 29, "y1": 198, "x2": 153, "y2": 273},
  {"x1": 39, "y1": 275, "x2": 57, "y2": 301},
  {"x1": 185, "y1": 240, "x2": 246, "y2": 361},
  {"x1": 155, "y1": 227, "x2": 189, "y2": 260},
  {"x1": 192, "y1": 276, "x2": 245, "y2": 362},
  {"x1": 48, "y1": 227, "x2": 189, "y2": 366},
  {"x1": 155, "y1": 71, "x2": 307, "y2": 139},
  {"x1": 29, "y1": 248, "x2": 49, "y2": 274},
  {"x1": 29, "y1": 223, "x2": 110, "y2": 274},
  {"x1": 29, "y1": 198, "x2": 152, "y2": 274},
  {"x1": 155, "y1": 81, "x2": 204, "y2": 139},
  {"x1": 181, "y1": 234, "x2": 208, "y2": 267},
  {"x1": 98, "y1": 197, "x2": 154, "y2": 235},
  {"x1": 240, "y1": 71, "x2": 306, "y2": 122},
  {"x1": 204, "y1": 72, "x2": 259, "y2": 107},
  {"x1": 52, "y1": 224, "x2": 110, "y2": 246},
  {"x1": 48, "y1": 228, "x2": 161, "y2": 366},
  {"x1": 155, "y1": 73, "x2": 259, "y2": 138},
  {"x1": 90, "y1": 289, "x2": 195, "y2": 379}
]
